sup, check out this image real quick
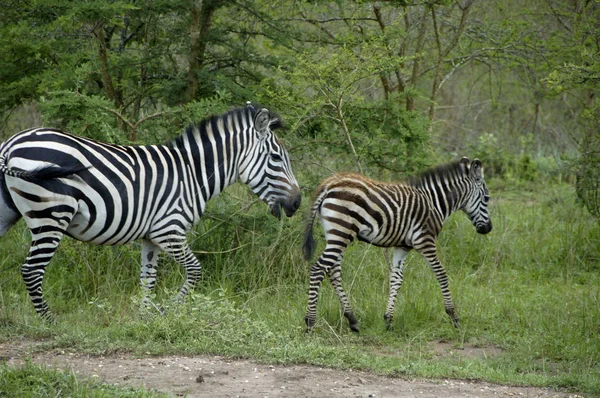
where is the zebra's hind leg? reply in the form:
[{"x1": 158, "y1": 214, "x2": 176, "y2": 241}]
[
  {"x1": 139, "y1": 240, "x2": 163, "y2": 314},
  {"x1": 416, "y1": 242, "x2": 460, "y2": 328},
  {"x1": 0, "y1": 175, "x2": 20, "y2": 237},
  {"x1": 21, "y1": 226, "x2": 67, "y2": 321},
  {"x1": 383, "y1": 247, "x2": 410, "y2": 330}
]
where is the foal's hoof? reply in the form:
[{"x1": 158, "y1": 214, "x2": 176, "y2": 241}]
[
  {"x1": 40, "y1": 313, "x2": 56, "y2": 324},
  {"x1": 451, "y1": 317, "x2": 460, "y2": 328},
  {"x1": 383, "y1": 313, "x2": 393, "y2": 330},
  {"x1": 344, "y1": 312, "x2": 359, "y2": 334},
  {"x1": 445, "y1": 308, "x2": 460, "y2": 328},
  {"x1": 304, "y1": 316, "x2": 315, "y2": 334}
]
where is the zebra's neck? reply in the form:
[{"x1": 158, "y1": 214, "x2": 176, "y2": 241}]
[{"x1": 172, "y1": 119, "x2": 247, "y2": 219}]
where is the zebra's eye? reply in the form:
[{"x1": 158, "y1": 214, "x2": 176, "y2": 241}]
[{"x1": 270, "y1": 153, "x2": 283, "y2": 162}]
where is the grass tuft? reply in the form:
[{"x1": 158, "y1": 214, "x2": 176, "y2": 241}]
[{"x1": 0, "y1": 180, "x2": 599, "y2": 395}]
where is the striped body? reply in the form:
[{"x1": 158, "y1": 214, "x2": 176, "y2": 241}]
[
  {"x1": 0, "y1": 105, "x2": 301, "y2": 319},
  {"x1": 303, "y1": 158, "x2": 491, "y2": 332}
]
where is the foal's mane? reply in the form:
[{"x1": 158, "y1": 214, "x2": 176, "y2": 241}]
[{"x1": 407, "y1": 160, "x2": 467, "y2": 187}]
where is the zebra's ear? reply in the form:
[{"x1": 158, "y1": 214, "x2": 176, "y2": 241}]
[
  {"x1": 254, "y1": 108, "x2": 271, "y2": 139},
  {"x1": 470, "y1": 159, "x2": 483, "y2": 182}
]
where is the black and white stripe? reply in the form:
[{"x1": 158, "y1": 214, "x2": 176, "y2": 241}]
[
  {"x1": 302, "y1": 158, "x2": 491, "y2": 333},
  {"x1": 0, "y1": 104, "x2": 301, "y2": 319}
]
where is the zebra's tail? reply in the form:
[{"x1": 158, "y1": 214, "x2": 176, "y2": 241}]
[
  {"x1": 0, "y1": 155, "x2": 88, "y2": 182},
  {"x1": 302, "y1": 185, "x2": 328, "y2": 261}
]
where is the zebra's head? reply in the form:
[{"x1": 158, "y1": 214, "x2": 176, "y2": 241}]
[
  {"x1": 462, "y1": 158, "x2": 492, "y2": 234},
  {"x1": 240, "y1": 107, "x2": 301, "y2": 219}
]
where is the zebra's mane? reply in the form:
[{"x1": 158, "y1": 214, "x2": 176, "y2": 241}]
[
  {"x1": 406, "y1": 159, "x2": 468, "y2": 187},
  {"x1": 170, "y1": 106, "x2": 282, "y2": 150}
]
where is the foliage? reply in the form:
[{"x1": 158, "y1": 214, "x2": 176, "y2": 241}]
[
  {"x1": 3, "y1": 0, "x2": 594, "y2": 179},
  {"x1": 1, "y1": 1, "x2": 600, "y2": 395}
]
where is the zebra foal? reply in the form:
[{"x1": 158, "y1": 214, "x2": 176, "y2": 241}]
[
  {"x1": 303, "y1": 158, "x2": 492, "y2": 333},
  {"x1": 0, "y1": 104, "x2": 301, "y2": 319}
]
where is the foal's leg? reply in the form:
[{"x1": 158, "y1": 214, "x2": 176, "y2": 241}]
[
  {"x1": 383, "y1": 247, "x2": 410, "y2": 329},
  {"x1": 325, "y1": 248, "x2": 358, "y2": 332},
  {"x1": 415, "y1": 241, "x2": 459, "y2": 327},
  {"x1": 305, "y1": 239, "x2": 357, "y2": 333}
]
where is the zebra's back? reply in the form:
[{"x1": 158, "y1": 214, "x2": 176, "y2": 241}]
[
  {"x1": 1, "y1": 128, "x2": 197, "y2": 245},
  {"x1": 0, "y1": 105, "x2": 302, "y2": 321}
]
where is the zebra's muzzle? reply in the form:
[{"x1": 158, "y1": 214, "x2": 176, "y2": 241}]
[
  {"x1": 270, "y1": 188, "x2": 301, "y2": 219},
  {"x1": 270, "y1": 202, "x2": 282, "y2": 219},
  {"x1": 476, "y1": 222, "x2": 492, "y2": 234},
  {"x1": 282, "y1": 188, "x2": 301, "y2": 217}
]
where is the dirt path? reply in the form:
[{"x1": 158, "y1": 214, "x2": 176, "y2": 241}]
[{"x1": 1, "y1": 341, "x2": 581, "y2": 398}]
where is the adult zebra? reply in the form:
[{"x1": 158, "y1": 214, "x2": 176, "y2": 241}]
[
  {"x1": 0, "y1": 104, "x2": 301, "y2": 319},
  {"x1": 303, "y1": 158, "x2": 491, "y2": 333}
]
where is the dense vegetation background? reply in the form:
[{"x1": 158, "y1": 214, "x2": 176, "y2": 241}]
[
  {"x1": 1, "y1": 0, "x2": 599, "y2": 396},
  {"x1": 1, "y1": 0, "x2": 598, "y2": 180}
]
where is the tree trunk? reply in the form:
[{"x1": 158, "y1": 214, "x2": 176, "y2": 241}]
[
  {"x1": 428, "y1": 2, "x2": 473, "y2": 122},
  {"x1": 184, "y1": 0, "x2": 223, "y2": 103},
  {"x1": 407, "y1": 6, "x2": 429, "y2": 112},
  {"x1": 93, "y1": 21, "x2": 123, "y2": 111},
  {"x1": 93, "y1": 21, "x2": 126, "y2": 133}
]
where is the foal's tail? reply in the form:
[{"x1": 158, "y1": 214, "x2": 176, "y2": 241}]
[{"x1": 302, "y1": 185, "x2": 328, "y2": 261}]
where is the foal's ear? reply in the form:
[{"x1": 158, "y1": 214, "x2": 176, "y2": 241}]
[
  {"x1": 460, "y1": 157, "x2": 470, "y2": 173},
  {"x1": 254, "y1": 108, "x2": 271, "y2": 139},
  {"x1": 470, "y1": 158, "x2": 483, "y2": 182}
]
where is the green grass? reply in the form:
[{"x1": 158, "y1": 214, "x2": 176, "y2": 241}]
[
  {"x1": 1, "y1": 180, "x2": 599, "y2": 396},
  {"x1": 0, "y1": 360, "x2": 168, "y2": 397}
]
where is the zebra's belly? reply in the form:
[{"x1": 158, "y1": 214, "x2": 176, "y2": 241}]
[{"x1": 66, "y1": 208, "x2": 148, "y2": 246}]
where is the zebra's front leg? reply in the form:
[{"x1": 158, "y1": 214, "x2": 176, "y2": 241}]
[
  {"x1": 139, "y1": 240, "x2": 162, "y2": 313},
  {"x1": 157, "y1": 240, "x2": 202, "y2": 303},
  {"x1": 418, "y1": 243, "x2": 460, "y2": 328},
  {"x1": 383, "y1": 247, "x2": 410, "y2": 329}
]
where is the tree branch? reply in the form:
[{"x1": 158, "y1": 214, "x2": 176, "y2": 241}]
[{"x1": 336, "y1": 96, "x2": 363, "y2": 174}]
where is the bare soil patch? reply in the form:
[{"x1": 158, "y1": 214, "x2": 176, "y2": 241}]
[
  {"x1": 1, "y1": 341, "x2": 581, "y2": 398},
  {"x1": 431, "y1": 341, "x2": 505, "y2": 360}
]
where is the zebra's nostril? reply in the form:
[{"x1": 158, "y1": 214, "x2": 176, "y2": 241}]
[{"x1": 293, "y1": 197, "x2": 301, "y2": 211}]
